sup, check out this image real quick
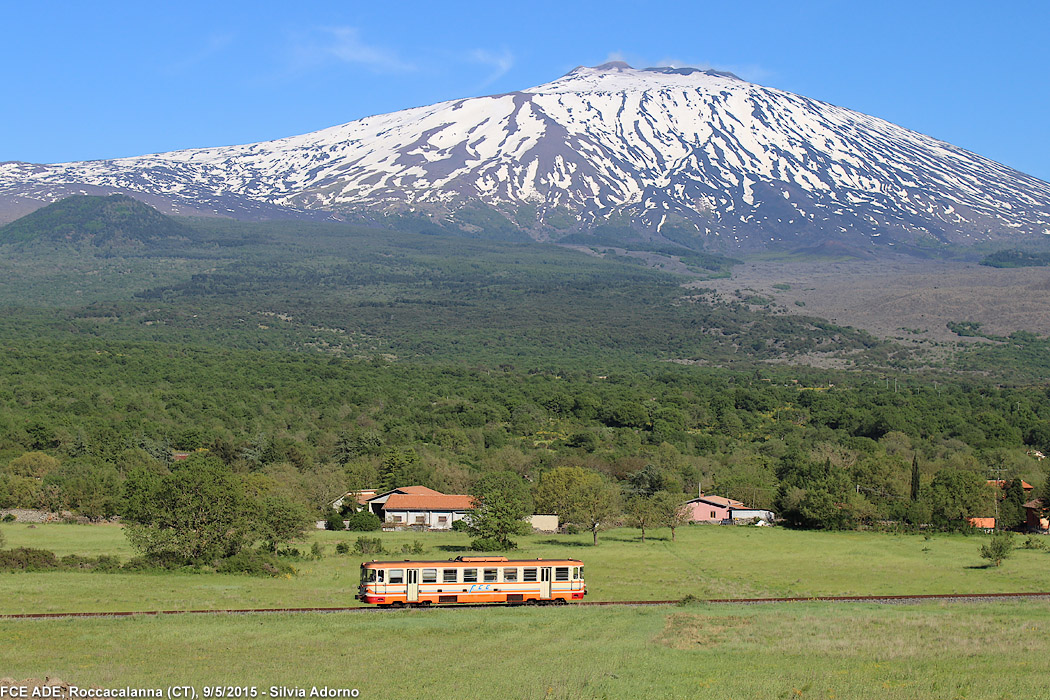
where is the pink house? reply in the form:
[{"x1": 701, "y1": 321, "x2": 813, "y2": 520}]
[{"x1": 685, "y1": 493, "x2": 746, "y2": 523}]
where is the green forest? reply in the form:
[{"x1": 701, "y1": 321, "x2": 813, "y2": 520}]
[{"x1": 1, "y1": 200, "x2": 1048, "y2": 548}]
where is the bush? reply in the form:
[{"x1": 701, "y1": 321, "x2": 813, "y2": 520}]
[
  {"x1": 214, "y1": 550, "x2": 295, "y2": 577},
  {"x1": 400, "y1": 540, "x2": 425, "y2": 555},
  {"x1": 324, "y1": 510, "x2": 346, "y2": 531},
  {"x1": 470, "y1": 537, "x2": 510, "y2": 552},
  {"x1": 451, "y1": 519, "x2": 469, "y2": 532},
  {"x1": 59, "y1": 554, "x2": 122, "y2": 572},
  {"x1": 980, "y1": 532, "x2": 1016, "y2": 567},
  {"x1": 311, "y1": 542, "x2": 324, "y2": 559},
  {"x1": 352, "y1": 536, "x2": 385, "y2": 555},
  {"x1": 2, "y1": 513, "x2": 15, "y2": 522},
  {"x1": 345, "y1": 511, "x2": 382, "y2": 532},
  {"x1": 1021, "y1": 536, "x2": 1047, "y2": 551},
  {"x1": 0, "y1": 547, "x2": 61, "y2": 571},
  {"x1": 335, "y1": 541, "x2": 350, "y2": 555}
]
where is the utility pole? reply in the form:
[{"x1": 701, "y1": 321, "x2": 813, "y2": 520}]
[{"x1": 989, "y1": 460, "x2": 1008, "y2": 532}]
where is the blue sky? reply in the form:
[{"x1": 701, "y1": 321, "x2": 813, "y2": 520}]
[{"x1": 3, "y1": 0, "x2": 1048, "y2": 181}]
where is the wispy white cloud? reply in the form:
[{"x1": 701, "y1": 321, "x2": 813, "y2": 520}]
[
  {"x1": 468, "y1": 48, "x2": 515, "y2": 91},
  {"x1": 289, "y1": 27, "x2": 415, "y2": 74}
]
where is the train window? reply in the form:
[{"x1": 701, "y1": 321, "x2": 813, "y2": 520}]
[
  {"x1": 463, "y1": 568, "x2": 478, "y2": 583},
  {"x1": 362, "y1": 569, "x2": 375, "y2": 583},
  {"x1": 388, "y1": 569, "x2": 404, "y2": 584},
  {"x1": 484, "y1": 568, "x2": 498, "y2": 583},
  {"x1": 442, "y1": 569, "x2": 457, "y2": 583},
  {"x1": 572, "y1": 567, "x2": 578, "y2": 579},
  {"x1": 503, "y1": 568, "x2": 518, "y2": 582},
  {"x1": 555, "y1": 567, "x2": 569, "y2": 581},
  {"x1": 523, "y1": 568, "x2": 537, "y2": 582},
  {"x1": 422, "y1": 569, "x2": 437, "y2": 583},
  {"x1": 579, "y1": 567, "x2": 584, "y2": 579}
]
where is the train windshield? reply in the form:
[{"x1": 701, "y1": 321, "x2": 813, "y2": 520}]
[{"x1": 361, "y1": 569, "x2": 383, "y2": 583}]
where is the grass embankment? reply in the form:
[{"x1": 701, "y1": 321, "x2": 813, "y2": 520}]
[
  {"x1": 2, "y1": 524, "x2": 1049, "y2": 614},
  {"x1": 1, "y1": 601, "x2": 1048, "y2": 699}
]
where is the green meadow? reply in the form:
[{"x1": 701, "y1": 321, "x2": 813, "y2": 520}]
[
  {"x1": 1, "y1": 601, "x2": 1047, "y2": 699},
  {"x1": 2, "y1": 523, "x2": 1049, "y2": 615}
]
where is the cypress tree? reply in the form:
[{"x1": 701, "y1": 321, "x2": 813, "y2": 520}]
[{"x1": 910, "y1": 455, "x2": 920, "y2": 501}]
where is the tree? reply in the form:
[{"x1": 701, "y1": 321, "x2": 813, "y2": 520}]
[
  {"x1": 926, "y1": 468, "x2": 986, "y2": 530},
  {"x1": 123, "y1": 455, "x2": 254, "y2": 563},
  {"x1": 5, "y1": 451, "x2": 60, "y2": 478},
  {"x1": 43, "y1": 462, "x2": 121, "y2": 520},
  {"x1": 345, "y1": 510, "x2": 382, "y2": 531},
  {"x1": 910, "y1": 455, "x2": 920, "y2": 502},
  {"x1": 571, "y1": 479, "x2": 621, "y2": 546},
  {"x1": 256, "y1": 495, "x2": 311, "y2": 551},
  {"x1": 652, "y1": 491, "x2": 691, "y2": 542},
  {"x1": 534, "y1": 466, "x2": 599, "y2": 517},
  {"x1": 980, "y1": 532, "x2": 1015, "y2": 567},
  {"x1": 998, "y1": 479, "x2": 1028, "y2": 531},
  {"x1": 468, "y1": 471, "x2": 532, "y2": 550},
  {"x1": 626, "y1": 495, "x2": 657, "y2": 542}
]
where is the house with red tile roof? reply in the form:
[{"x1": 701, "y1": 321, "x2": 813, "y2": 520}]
[{"x1": 382, "y1": 493, "x2": 476, "y2": 530}]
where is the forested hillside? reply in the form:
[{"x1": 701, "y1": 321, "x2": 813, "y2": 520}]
[{"x1": 0, "y1": 211, "x2": 1047, "y2": 533}]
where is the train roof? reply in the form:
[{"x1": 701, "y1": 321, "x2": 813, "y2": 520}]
[{"x1": 361, "y1": 556, "x2": 583, "y2": 568}]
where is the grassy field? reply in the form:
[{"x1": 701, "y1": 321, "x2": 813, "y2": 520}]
[
  {"x1": 2, "y1": 523, "x2": 1050, "y2": 615},
  {"x1": 1, "y1": 600, "x2": 1047, "y2": 699}
]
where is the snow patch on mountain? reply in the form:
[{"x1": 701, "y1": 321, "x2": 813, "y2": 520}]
[{"x1": 2, "y1": 63, "x2": 1049, "y2": 248}]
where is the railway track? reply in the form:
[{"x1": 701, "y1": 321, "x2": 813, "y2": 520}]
[{"x1": 4, "y1": 591, "x2": 1050, "y2": 620}]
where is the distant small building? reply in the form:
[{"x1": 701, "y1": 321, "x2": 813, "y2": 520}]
[
  {"x1": 685, "y1": 492, "x2": 746, "y2": 523},
  {"x1": 1023, "y1": 499, "x2": 1048, "y2": 532},
  {"x1": 528, "y1": 514, "x2": 559, "y2": 532},
  {"x1": 331, "y1": 489, "x2": 378, "y2": 511},
  {"x1": 728, "y1": 507, "x2": 776, "y2": 524},
  {"x1": 987, "y1": 479, "x2": 1034, "y2": 494},
  {"x1": 361, "y1": 486, "x2": 445, "y2": 517},
  {"x1": 968, "y1": 517, "x2": 997, "y2": 531}
]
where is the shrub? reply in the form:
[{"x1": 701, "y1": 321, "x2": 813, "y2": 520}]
[
  {"x1": 345, "y1": 511, "x2": 381, "y2": 531},
  {"x1": 980, "y1": 532, "x2": 1015, "y2": 567},
  {"x1": 400, "y1": 540, "x2": 425, "y2": 555},
  {"x1": 59, "y1": 554, "x2": 122, "y2": 572},
  {"x1": 0, "y1": 547, "x2": 61, "y2": 571},
  {"x1": 2, "y1": 513, "x2": 15, "y2": 522},
  {"x1": 1021, "y1": 536, "x2": 1047, "y2": 551},
  {"x1": 310, "y1": 542, "x2": 324, "y2": 559},
  {"x1": 121, "y1": 556, "x2": 159, "y2": 572},
  {"x1": 451, "y1": 519, "x2": 469, "y2": 532},
  {"x1": 324, "y1": 510, "x2": 346, "y2": 531},
  {"x1": 352, "y1": 536, "x2": 385, "y2": 555},
  {"x1": 335, "y1": 541, "x2": 350, "y2": 555},
  {"x1": 470, "y1": 537, "x2": 508, "y2": 552},
  {"x1": 214, "y1": 550, "x2": 295, "y2": 577},
  {"x1": 276, "y1": 547, "x2": 302, "y2": 558}
]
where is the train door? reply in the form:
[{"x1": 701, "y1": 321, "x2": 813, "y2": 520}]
[
  {"x1": 540, "y1": 567, "x2": 552, "y2": 599},
  {"x1": 407, "y1": 569, "x2": 419, "y2": 602}
]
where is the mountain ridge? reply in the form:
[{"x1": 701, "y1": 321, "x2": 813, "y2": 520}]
[{"x1": 2, "y1": 63, "x2": 1049, "y2": 252}]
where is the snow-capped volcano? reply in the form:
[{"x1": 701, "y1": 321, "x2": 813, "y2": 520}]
[{"x1": 3, "y1": 61, "x2": 1050, "y2": 249}]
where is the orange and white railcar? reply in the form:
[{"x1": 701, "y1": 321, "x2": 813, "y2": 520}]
[{"x1": 356, "y1": 556, "x2": 586, "y2": 606}]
